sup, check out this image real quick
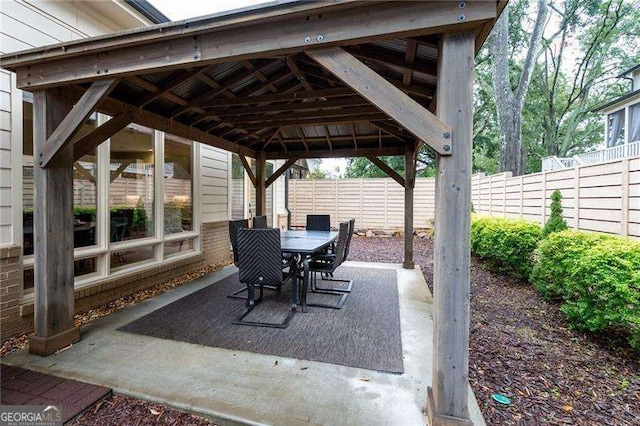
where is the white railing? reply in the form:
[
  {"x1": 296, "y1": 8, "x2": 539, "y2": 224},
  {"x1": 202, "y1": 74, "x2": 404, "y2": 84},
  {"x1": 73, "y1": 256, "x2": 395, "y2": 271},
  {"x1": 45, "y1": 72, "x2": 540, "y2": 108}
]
[{"x1": 542, "y1": 140, "x2": 640, "y2": 171}]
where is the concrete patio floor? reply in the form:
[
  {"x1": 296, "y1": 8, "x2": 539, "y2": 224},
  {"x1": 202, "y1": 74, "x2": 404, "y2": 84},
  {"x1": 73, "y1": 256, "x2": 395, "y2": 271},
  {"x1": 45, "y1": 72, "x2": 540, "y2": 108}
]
[{"x1": 2, "y1": 262, "x2": 485, "y2": 426}]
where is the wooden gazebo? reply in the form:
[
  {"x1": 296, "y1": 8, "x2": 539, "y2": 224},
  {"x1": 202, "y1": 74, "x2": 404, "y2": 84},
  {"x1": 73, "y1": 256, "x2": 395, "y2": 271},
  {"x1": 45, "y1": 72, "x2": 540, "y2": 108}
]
[{"x1": 1, "y1": 1, "x2": 504, "y2": 424}]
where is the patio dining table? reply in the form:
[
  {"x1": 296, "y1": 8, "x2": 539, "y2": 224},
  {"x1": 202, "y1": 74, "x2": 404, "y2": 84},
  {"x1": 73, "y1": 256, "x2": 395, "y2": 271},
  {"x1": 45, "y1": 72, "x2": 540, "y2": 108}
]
[{"x1": 280, "y1": 230, "x2": 338, "y2": 313}]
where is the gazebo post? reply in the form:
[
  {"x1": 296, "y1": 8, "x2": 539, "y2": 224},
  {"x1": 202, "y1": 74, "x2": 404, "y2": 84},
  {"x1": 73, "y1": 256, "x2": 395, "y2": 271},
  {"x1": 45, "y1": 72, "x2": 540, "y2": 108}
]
[
  {"x1": 29, "y1": 88, "x2": 80, "y2": 355},
  {"x1": 403, "y1": 143, "x2": 416, "y2": 269},
  {"x1": 428, "y1": 32, "x2": 475, "y2": 425},
  {"x1": 255, "y1": 150, "x2": 267, "y2": 216}
]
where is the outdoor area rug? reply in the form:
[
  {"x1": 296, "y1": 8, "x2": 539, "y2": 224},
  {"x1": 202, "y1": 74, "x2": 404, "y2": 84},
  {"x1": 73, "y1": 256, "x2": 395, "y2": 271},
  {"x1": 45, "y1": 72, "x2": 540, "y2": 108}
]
[{"x1": 119, "y1": 266, "x2": 404, "y2": 374}]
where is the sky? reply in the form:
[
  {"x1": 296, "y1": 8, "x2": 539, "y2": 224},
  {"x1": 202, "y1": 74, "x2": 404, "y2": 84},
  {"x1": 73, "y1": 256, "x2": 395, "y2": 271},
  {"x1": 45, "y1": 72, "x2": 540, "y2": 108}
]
[{"x1": 149, "y1": 0, "x2": 347, "y2": 176}]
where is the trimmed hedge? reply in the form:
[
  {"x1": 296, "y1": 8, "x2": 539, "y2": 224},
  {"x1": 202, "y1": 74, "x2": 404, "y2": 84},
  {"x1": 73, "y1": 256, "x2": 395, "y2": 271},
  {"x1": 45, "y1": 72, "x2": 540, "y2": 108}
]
[
  {"x1": 530, "y1": 230, "x2": 609, "y2": 300},
  {"x1": 471, "y1": 216, "x2": 542, "y2": 280}
]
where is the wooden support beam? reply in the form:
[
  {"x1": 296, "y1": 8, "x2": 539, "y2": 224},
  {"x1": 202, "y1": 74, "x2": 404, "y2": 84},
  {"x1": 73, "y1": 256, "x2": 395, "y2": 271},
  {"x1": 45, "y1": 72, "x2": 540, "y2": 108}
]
[
  {"x1": 73, "y1": 112, "x2": 132, "y2": 161},
  {"x1": 403, "y1": 143, "x2": 416, "y2": 269},
  {"x1": 65, "y1": 85, "x2": 256, "y2": 158},
  {"x1": 30, "y1": 88, "x2": 80, "y2": 356},
  {"x1": 40, "y1": 78, "x2": 118, "y2": 168},
  {"x1": 366, "y1": 156, "x2": 404, "y2": 187},
  {"x1": 10, "y1": 1, "x2": 496, "y2": 90},
  {"x1": 428, "y1": 32, "x2": 475, "y2": 426},
  {"x1": 194, "y1": 87, "x2": 353, "y2": 108},
  {"x1": 110, "y1": 159, "x2": 134, "y2": 183},
  {"x1": 308, "y1": 48, "x2": 452, "y2": 155},
  {"x1": 238, "y1": 155, "x2": 257, "y2": 187},
  {"x1": 265, "y1": 144, "x2": 407, "y2": 159},
  {"x1": 266, "y1": 158, "x2": 298, "y2": 188},
  {"x1": 255, "y1": 151, "x2": 267, "y2": 216},
  {"x1": 403, "y1": 39, "x2": 419, "y2": 85},
  {"x1": 136, "y1": 66, "x2": 212, "y2": 107},
  {"x1": 241, "y1": 113, "x2": 388, "y2": 130},
  {"x1": 73, "y1": 162, "x2": 95, "y2": 183}
]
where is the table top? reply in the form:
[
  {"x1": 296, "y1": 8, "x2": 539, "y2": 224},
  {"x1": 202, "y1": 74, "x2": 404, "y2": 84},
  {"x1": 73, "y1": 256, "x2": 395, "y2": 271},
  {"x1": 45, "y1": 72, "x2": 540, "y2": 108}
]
[{"x1": 281, "y1": 230, "x2": 337, "y2": 254}]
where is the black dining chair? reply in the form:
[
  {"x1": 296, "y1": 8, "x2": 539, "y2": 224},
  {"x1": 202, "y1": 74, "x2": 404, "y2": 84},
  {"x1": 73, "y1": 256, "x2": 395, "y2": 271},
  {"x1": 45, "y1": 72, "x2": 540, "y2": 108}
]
[
  {"x1": 304, "y1": 221, "x2": 352, "y2": 309},
  {"x1": 253, "y1": 215, "x2": 268, "y2": 229},
  {"x1": 229, "y1": 219, "x2": 249, "y2": 266},
  {"x1": 306, "y1": 214, "x2": 331, "y2": 231},
  {"x1": 317, "y1": 218, "x2": 355, "y2": 294},
  {"x1": 233, "y1": 228, "x2": 296, "y2": 328}
]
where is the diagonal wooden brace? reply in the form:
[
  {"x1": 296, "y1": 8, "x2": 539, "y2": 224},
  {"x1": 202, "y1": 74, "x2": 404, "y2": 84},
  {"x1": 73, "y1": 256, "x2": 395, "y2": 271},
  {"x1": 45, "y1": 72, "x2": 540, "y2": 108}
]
[{"x1": 308, "y1": 47, "x2": 452, "y2": 155}]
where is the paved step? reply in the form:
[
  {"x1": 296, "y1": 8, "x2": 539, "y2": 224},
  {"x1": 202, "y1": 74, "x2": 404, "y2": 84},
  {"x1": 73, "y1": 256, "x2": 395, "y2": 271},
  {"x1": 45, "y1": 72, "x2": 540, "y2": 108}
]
[{"x1": 0, "y1": 364, "x2": 112, "y2": 423}]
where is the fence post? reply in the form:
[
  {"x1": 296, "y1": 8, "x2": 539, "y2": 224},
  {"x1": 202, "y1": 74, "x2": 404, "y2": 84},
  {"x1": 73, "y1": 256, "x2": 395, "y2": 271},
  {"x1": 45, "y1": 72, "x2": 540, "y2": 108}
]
[
  {"x1": 541, "y1": 172, "x2": 547, "y2": 226},
  {"x1": 519, "y1": 175, "x2": 524, "y2": 220},
  {"x1": 621, "y1": 159, "x2": 630, "y2": 237},
  {"x1": 574, "y1": 167, "x2": 580, "y2": 230}
]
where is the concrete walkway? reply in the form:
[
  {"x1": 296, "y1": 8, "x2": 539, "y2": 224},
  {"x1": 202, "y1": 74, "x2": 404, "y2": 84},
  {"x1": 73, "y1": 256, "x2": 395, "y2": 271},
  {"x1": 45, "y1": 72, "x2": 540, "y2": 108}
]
[{"x1": 2, "y1": 262, "x2": 485, "y2": 426}]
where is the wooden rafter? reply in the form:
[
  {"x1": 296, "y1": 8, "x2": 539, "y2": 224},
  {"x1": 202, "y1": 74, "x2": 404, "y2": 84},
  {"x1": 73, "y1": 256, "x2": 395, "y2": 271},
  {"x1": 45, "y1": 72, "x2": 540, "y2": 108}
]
[
  {"x1": 286, "y1": 57, "x2": 314, "y2": 91},
  {"x1": 241, "y1": 114, "x2": 388, "y2": 130},
  {"x1": 323, "y1": 125, "x2": 333, "y2": 151},
  {"x1": 350, "y1": 123, "x2": 358, "y2": 149},
  {"x1": 403, "y1": 39, "x2": 419, "y2": 85},
  {"x1": 211, "y1": 98, "x2": 368, "y2": 117},
  {"x1": 366, "y1": 156, "x2": 405, "y2": 187},
  {"x1": 230, "y1": 106, "x2": 379, "y2": 125},
  {"x1": 265, "y1": 158, "x2": 298, "y2": 188},
  {"x1": 308, "y1": 47, "x2": 452, "y2": 155},
  {"x1": 40, "y1": 78, "x2": 119, "y2": 168},
  {"x1": 266, "y1": 145, "x2": 406, "y2": 159},
  {"x1": 344, "y1": 43, "x2": 436, "y2": 77},
  {"x1": 194, "y1": 87, "x2": 353, "y2": 108},
  {"x1": 295, "y1": 128, "x2": 309, "y2": 152},
  {"x1": 136, "y1": 66, "x2": 213, "y2": 107}
]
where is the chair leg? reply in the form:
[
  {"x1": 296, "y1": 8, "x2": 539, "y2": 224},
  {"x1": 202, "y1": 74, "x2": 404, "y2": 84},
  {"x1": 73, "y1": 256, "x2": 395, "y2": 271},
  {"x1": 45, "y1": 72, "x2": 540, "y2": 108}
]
[
  {"x1": 233, "y1": 281, "x2": 296, "y2": 328},
  {"x1": 315, "y1": 274, "x2": 353, "y2": 293},
  {"x1": 306, "y1": 271, "x2": 349, "y2": 310},
  {"x1": 227, "y1": 283, "x2": 279, "y2": 300}
]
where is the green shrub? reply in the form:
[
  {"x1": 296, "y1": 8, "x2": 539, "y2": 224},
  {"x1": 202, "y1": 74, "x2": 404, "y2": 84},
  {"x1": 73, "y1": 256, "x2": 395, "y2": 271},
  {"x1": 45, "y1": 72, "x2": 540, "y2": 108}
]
[
  {"x1": 530, "y1": 230, "x2": 609, "y2": 300},
  {"x1": 542, "y1": 189, "x2": 568, "y2": 238},
  {"x1": 561, "y1": 238, "x2": 640, "y2": 348},
  {"x1": 73, "y1": 206, "x2": 97, "y2": 221},
  {"x1": 471, "y1": 217, "x2": 542, "y2": 280}
]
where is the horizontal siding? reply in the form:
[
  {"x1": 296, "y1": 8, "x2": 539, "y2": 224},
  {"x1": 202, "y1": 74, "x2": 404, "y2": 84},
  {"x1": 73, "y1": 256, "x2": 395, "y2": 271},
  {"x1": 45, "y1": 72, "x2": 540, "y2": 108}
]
[{"x1": 200, "y1": 146, "x2": 228, "y2": 223}]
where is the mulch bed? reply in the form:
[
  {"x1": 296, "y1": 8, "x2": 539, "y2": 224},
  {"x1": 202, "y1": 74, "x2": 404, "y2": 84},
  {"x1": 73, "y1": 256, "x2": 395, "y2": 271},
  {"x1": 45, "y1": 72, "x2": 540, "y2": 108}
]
[
  {"x1": 347, "y1": 235, "x2": 640, "y2": 426},
  {"x1": 69, "y1": 394, "x2": 216, "y2": 425}
]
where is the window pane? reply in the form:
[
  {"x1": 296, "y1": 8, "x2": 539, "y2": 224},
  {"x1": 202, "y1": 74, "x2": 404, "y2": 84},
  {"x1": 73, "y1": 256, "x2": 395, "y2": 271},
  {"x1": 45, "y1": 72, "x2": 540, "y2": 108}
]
[
  {"x1": 231, "y1": 154, "x2": 245, "y2": 220},
  {"x1": 73, "y1": 128, "x2": 98, "y2": 248},
  {"x1": 22, "y1": 102, "x2": 34, "y2": 256},
  {"x1": 110, "y1": 124, "x2": 155, "y2": 241},
  {"x1": 110, "y1": 245, "x2": 155, "y2": 271},
  {"x1": 249, "y1": 160, "x2": 274, "y2": 226},
  {"x1": 164, "y1": 135, "x2": 192, "y2": 234},
  {"x1": 75, "y1": 257, "x2": 98, "y2": 277},
  {"x1": 607, "y1": 110, "x2": 625, "y2": 147},
  {"x1": 164, "y1": 239, "x2": 194, "y2": 258},
  {"x1": 23, "y1": 268, "x2": 34, "y2": 292},
  {"x1": 630, "y1": 102, "x2": 640, "y2": 143}
]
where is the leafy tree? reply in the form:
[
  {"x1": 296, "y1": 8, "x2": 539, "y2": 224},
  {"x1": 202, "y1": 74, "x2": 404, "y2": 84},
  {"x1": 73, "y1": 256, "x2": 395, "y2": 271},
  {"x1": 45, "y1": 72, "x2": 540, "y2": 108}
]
[
  {"x1": 344, "y1": 150, "x2": 436, "y2": 178},
  {"x1": 306, "y1": 166, "x2": 327, "y2": 180},
  {"x1": 542, "y1": 189, "x2": 568, "y2": 238}
]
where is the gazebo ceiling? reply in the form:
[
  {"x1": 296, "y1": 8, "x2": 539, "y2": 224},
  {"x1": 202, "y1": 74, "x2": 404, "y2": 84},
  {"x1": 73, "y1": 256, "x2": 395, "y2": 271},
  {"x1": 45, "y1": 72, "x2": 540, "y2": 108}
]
[{"x1": 1, "y1": 1, "x2": 505, "y2": 159}]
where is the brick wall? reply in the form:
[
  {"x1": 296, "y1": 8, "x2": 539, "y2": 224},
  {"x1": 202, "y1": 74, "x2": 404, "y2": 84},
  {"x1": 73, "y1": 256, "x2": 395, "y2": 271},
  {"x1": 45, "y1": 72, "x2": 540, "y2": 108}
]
[{"x1": 0, "y1": 220, "x2": 231, "y2": 342}]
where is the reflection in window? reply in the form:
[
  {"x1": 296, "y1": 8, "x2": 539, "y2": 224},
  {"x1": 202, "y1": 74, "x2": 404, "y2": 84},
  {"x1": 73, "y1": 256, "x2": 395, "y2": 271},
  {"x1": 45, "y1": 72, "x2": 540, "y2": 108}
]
[
  {"x1": 164, "y1": 239, "x2": 194, "y2": 258},
  {"x1": 109, "y1": 125, "x2": 155, "y2": 241},
  {"x1": 73, "y1": 148, "x2": 98, "y2": 248},
  {"x1": 607, "y1": 110, "x2": 625, "y2": 147},
  {"x1": 23, "y1": 258, "x2": 97, "y2": 293},
  {"x1": 22, "y1": 102, "x2": 34, "y2": 256},
  {"x1": 249, "y1": 160, "x2": 274, "y2": 226},
  {"x1": 110, "y1": 245, "x2": 155, "y2": 271},
  {"x1": 630, "y1": 102, "x2": 640, "y2": 143},
  {"x1": 164, "y1": 135, "x2": 192, "y2": 234},
  {"x1": 231, "y1": 154, "x2": 245, "y2": 220}
]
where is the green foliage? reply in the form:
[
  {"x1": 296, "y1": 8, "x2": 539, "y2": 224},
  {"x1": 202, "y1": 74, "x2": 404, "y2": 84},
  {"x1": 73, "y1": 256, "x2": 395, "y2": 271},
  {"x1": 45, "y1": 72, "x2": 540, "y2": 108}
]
[
  {"x1": 306, "y1": 167, "x2": 327, "y2": 180},
  {"x1": 73, "y1": 207, "x2": 96, "y2": 221},
  {"x1": 530, "y1": 230, "x2": 640, "y2": 348},
  {"x1": 530, "y1": 230, "x2": 608, "y2": 299},
  {"x1": 542, "y1": 189, "x2": 568, "y2": 238},
  {"x1": 562, "y1": 239, "x2": 640, "y2": 348},
  {"x1": 344, "y1": 152, "x2": 436, "y2": 179},
  {"x1": 471, "y1": 216, "x2": 542, "y2": 280}
]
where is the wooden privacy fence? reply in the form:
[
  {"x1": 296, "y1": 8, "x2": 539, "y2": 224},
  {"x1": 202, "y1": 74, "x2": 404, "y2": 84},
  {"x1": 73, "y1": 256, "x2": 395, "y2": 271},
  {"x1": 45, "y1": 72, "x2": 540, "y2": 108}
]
[
  {"x1": 289, "y1": 178, "x2": 435, "y2": 230},
  {"x1": 289, "y1": 157, "x2": 639, "y2": 238},
  {"x1": 472, "y1": 157, "x2": 639, "y2": 239}
]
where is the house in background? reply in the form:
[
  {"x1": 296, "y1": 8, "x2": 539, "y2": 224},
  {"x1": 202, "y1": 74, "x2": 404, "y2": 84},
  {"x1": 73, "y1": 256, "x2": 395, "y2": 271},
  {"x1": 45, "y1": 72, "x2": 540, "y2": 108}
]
[
  {"x1": 0, "y1": 0, "x2": 288, "y2": 341},
  {"x1": 542, "y1": 63, "x2": 640, "y2": 171}
]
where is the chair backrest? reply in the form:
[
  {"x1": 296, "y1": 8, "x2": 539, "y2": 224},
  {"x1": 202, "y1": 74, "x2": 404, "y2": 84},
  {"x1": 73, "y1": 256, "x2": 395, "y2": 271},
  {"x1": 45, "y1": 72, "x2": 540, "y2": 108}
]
[
  {"x1": 333, "y1": 221, "x2": 350, "y2": 268},
  {"x1": 343, "y1": 218, "x2": 356, "y2": 262},
  {"x1": 253, "y1": 215, "x2": 268, "y2": 229},
  {"x1": 237, "y1": 228, "x2": 283, "y2": 287},
  {"x1": 229, "y1": 219, "x2": 249, "y2": 265},
  {"x1": 306, "y1": 214, "x2": 330, "y2": 231}
]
